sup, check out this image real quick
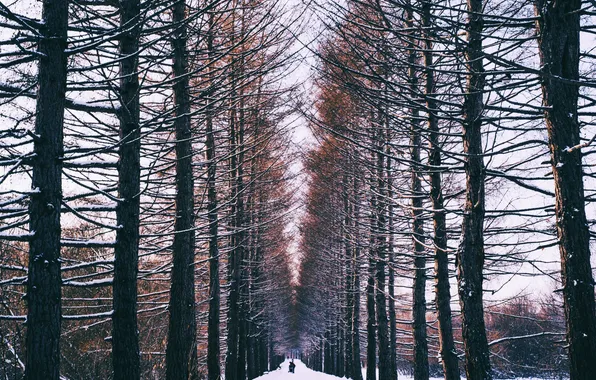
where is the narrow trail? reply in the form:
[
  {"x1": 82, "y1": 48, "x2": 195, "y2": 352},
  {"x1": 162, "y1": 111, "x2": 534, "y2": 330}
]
[{"x1": 254, "y1": 360, "x2": 342, "y2": 380}]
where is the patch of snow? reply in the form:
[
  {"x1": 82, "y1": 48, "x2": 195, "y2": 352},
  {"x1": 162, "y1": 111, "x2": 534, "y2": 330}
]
[
  {"x1": 251, "y1": 359, "x2": 562, "y2": 380},
  {"x1": 254, "y1": 360, "x2": 345, "y2": 380}
]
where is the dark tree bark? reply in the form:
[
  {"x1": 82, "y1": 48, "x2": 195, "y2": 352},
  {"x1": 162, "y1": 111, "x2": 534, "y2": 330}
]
[
  {"x1": 225, "y1": 33, "x2": 246, "y2": 378},
  {"x1": 24, "y1": 1, "x2": 68, "y2": 379},
  {"x1": 259, "y1": 333, "x2": 268, "y2": 375},
  {"x1": 534, "y1": 1, "x2": 596, "y2": 379},
  {"x1": 367, "y1": 141, "x2": 381, "y2": 380},
  {"x1": 331, "y1": 329, "x2": 336, "y2": 374},
  {"x1": 247, "y1": 319, "x2": 256, "y2": 380},
  {"x1": 406, "y1": 6, "x2": 429, "y2": 379},
  {"x1": 373, "y1": 121, "x2": 391, "y2": 380},
  {"x1": 344, "y1": 173, "x2": 354, "y2": 380},
  {"x1": 421, "y1": 2, "x2": 460, "y2": 379},
  {"x1": 456, "y1": 1, "x2": 491, "y2": 379},
  {"x1": 113, "y1": 0, "x2": 142, "y2": 378},
  {"x1": 366, "y1": 247, "x2": 377, "y2": 380},
  {"x1": 319, "y1": 346, "x2": 324, "y2": 372},
  {"x1": 337, "y1": 313, "x2": 345, "y2": 378},
  {"x1": 225, "y1": 56, "x2": 240, "y2": 380},
  {"x1": 374, "y1": 198, "x2": 391, "y2": 380},
  {"x1": 352, "y1": 251, "x2": 363, "y2": 380},
  {"x1": 385, "y1": 168, "x2": 397, "y2": 380},
  {"x1": 237, "y1": 244, "x2": 248, "y2": 380},
  {"x1": 324, "y1": 329, "x2": 331, "y2": 374},
  {"x1": 247, "y1": 167, "x2": 259, "y2": 380},
  {"x1": 385, "y1": 146, "x2": 397, "y2": 380},
  {"x1": 225, "y1": 117, "x2": 241, "y2": 380},
  {"x1": 352, "y1": 173, "x2": 364, "y2": 380},
  {"x1": 252, "y1": 171, "x2": 268, "y2": 379},
  {"x1": 225, "y1": 4, "x2": 250, "y2": 376},
  {"x1": 165, "y1": 0, "x2": 199, "y2": 377},
  {"x1": 411, "y1": 118, "x2": 429, "y2": 380},
  {"x1": 205, "y1": 9, "x2": 222, "y2": 380},
  {"x1": 234, "y1": 95, "x2": 247, "y2": 380},
  {"x1": 268, "y1": 335, "x2": 274, "y2": 371},
  {"x1": 237, "y1": 306, "x2": 248, "y2": 380}
]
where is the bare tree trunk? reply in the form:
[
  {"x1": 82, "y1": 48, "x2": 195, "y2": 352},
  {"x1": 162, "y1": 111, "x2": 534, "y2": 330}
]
[
  {"x1": 225, "y1": 111, "x2": 241, "y2": 380},
  {"x1": 259, "y1": 333, "x2": 268, "y2": 375},
  {"x1": 205, "y1": 9, "x2": 222, "y2": 380},
  {"x1": 247, "y1": 148, "x2": 259, "y2": 380},
  {"x1": 376, "y1": 52, "x2": 398, "y2": 380},
  {"x1": 235, "y1": 80, "x2": 247, "y2": 380},
  {"x1": 385, "y1": 147, "x2": 397, "y2": 380},
  {"x1": 344, "y1": 173, "x2": 354, "y2": 380},
  {"x1": 420, "y1": 2, "x2": 460, "y2": 380},
  {"x1": 238, "y1": 302, "x2": 248, "y2": 380},
  {"x1": 374, "y1": 144, "x2": 391, "y2": 380},
  {"x1": 226, "y1": 48, "x2": 248, "y2": 380},
  {"x1": 456, "y1": 1, "x2": 491, "y2": 379},
  {"x1": 225, "y1": 4, "x2": 247, "y2": 378},
  {"x1": 411, "y1": 119, "x2": 429, "y2": 380},
  {"x1": 366, "y1": 122, "x2": 378, "y2": 380},
  {"x1": 352, "y1": 172, "x2": 364, "y2": 380},
  {"x1": 113, "y1": 0, "x2": 142, "y2": 378},
  {"x1": 165, "y1": 0, "x2": 198, "y2": 377},
  {"x1": 338, "y1": 312, "x2": 345, "y2": 378},
  {"x1": 324, "y1": 329, "x2": 331, "y2": 374},
  {"x1": 24, "y1": 1, "x2": 68, "y2": 379},
  {"x1": 247, "y1": 319, "x2": 256, "y2": 380},
  {"x1": 406, "y1": 6, "x2": 429, "y2": 378},
  {"x1": 534, "y1": 1, "x2": 596, "y2": 379},
  {"x1": 366, "y1": 247, "x2": 377, "y2": 380},
  {"x1": 237, "y1": 229, "x2": 248, "y2": 380},
  {"x1": 268, "y1": 334, "x2": 274, "y2": 371},
  {"x1": 352, "y1": 252, "x2": 363, "y2": 380},
  {"x1": 225, "y1": 10, "x2": 240, "y2": 376}
]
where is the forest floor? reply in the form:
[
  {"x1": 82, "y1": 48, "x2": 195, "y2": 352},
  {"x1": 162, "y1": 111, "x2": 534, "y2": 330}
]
[
  {"x1": 254, "y1": 359, "x2": 550, "y2": 380},
  {"x1": 254, "y1": 359, "x2": 342, "y2": 380},
  {"x1": 254, "y1": 359, "x2": 444, "y2": 380}
]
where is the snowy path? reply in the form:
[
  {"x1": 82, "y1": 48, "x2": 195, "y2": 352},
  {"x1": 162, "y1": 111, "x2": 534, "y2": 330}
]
[
  {"x1": 254, "y1": 360, "x2": 545, "y2": 380},
  {"x1": 254, "y1": 359, "x2": 343, "y2": 380}
]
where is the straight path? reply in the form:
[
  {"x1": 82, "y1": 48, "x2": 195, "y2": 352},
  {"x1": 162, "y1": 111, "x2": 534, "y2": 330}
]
[
  {"x1": 254, "y1": 361, "x2": 541, "y2": 380},
  {"x1": 254, "y1": 359, "x2": 342, "y2": 380}
]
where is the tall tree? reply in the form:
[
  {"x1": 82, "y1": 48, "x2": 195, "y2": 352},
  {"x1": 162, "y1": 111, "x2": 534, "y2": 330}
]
[
  {"x1": 406, "y1": 4, "x2": 429, "y2": 380},
  {"x1": 25, "y1": 0, "x2": 68, "y2": 378},
  {"x1": 225, "y1": 3, "x2": 242, "y2": 377},
  {"x1": 367, "y1": 200, "x2": 377, "y2": 380},
  {"x1": 386, "y1": 147, "x2": 397, "y2": 380},
  {"x1": 351, "y1": 171, "x2": 364, "y2": 380},
  {"x1": 457, "y1": 0, "x2": 492, "y2": 378},
  {"x1": 373, "y1": 118, "x2": 391, "y2": 380},
  {"x1": 206, "y1": 7, "x2": 222, "y2": 380},
  {"x1": 421, "y1": 1, "x2": 459, "y2": 378},
  {"x1": 534, "y1": 1, "x2": 596, "y2": 379},
  {"x1": 113, "y1": 0, "x2": 142, "y2": 378},
  {"x1": 165, "y1": 0, "x2": 199, "y2": 377}
]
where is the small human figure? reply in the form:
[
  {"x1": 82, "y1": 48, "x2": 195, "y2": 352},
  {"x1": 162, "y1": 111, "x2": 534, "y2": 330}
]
[{"x1": 289, "y1": 360, "x2": 296, "y2": 373}]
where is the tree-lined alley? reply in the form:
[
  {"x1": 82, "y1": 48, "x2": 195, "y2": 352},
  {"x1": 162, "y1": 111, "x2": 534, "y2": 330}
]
[{"x1": 1, "y1": 0, "x2": 596, "y2": 380}]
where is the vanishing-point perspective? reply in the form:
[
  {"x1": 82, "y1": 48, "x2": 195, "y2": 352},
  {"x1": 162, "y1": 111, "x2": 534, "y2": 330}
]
[{"x1": 1, "y1": 0, "x2": 596, "y2": 379}]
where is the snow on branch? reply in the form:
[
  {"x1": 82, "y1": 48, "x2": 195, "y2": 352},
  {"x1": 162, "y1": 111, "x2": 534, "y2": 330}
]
[
  {"x1": 0, "y1": 83, "x2": 119, "y2": 114},
  {"x1": 488, "y1": 331, "x2": 564, "y2": 347},
  {"x1": 63, "y1": 310, "x2": 114, "y2": 320},
  {"x1": 60, "y1": 239, "x2": 116, "y2": 248}
]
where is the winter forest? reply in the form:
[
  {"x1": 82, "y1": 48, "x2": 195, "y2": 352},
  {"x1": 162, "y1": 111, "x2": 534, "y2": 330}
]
[{"x1": 1, "y1": 0, "x2": 596, "y2": 379}]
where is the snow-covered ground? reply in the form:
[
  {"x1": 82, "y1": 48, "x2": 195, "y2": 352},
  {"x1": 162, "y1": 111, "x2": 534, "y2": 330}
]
[
  {"x1": 254, "y1": 360, "x2": 551, "y2": 380},
  {"x1": 253, "y1": 360, "x2": 440, "y2": 380},
  {"x1": 254, "y1": 360, "x2": 336, "y2": 380}
]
